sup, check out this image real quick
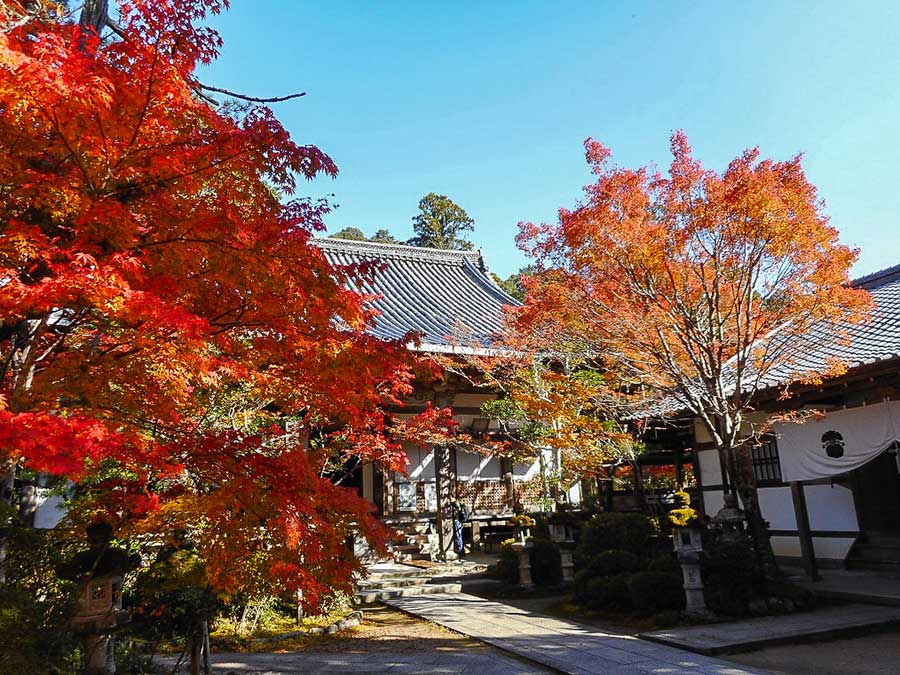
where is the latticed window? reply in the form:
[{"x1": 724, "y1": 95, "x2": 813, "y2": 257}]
[{"x1": 750, "y1": 439, "x2": 782, "y2": 486}]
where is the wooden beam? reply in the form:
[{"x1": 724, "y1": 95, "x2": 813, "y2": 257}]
[{"x1": 790, "y1": 481, "x2": 821, "y2": 581}]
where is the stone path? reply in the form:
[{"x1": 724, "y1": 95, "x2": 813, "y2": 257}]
[
  {"x1": 642, "y1": 603, "x2": 900, "y2": 655},
  {"x1": 387, "y1": 592, "x2": 771, "y2": 675},
  {"x1": 192, "y1": 649, "x2": 550, "y2": 674}
]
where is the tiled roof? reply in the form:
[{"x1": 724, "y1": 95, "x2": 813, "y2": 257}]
[
  {"x1": 754, "y1": 263, "x2": 900, "y2": 389},
  {"x1": 637, "y1": 263, "x2": 900, "y2": 418},
  {"x1": 314, "y1": 238, "x2": 520, "y2": 352}
]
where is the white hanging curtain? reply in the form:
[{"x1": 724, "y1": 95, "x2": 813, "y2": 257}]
[{"x1": 774, "y1": 400, "x2": 900, "y2": 482}]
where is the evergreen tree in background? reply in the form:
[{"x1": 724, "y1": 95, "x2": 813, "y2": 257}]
[{"x1": 407, "y1": 193, "x2": 475, "y2": 250}]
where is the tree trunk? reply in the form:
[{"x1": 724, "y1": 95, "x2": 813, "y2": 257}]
[
  {"x1": 720, "y1": 442, "x2": 780, "y2": 580},
  {"x1": 79, "y1": 0, "x2": 110, "y2": 33},
  {"x1": 0, "y1": 461, "x2": 16, "y2": 586}
]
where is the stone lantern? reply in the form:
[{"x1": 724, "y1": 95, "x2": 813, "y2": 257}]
[
  {"x1": 507, "y1": 515, "x2": 535, "y2": 589},
  {"x1": 63, "y1": 523, "x2": 140, "y2": 675},
  {"x1": 711, "y1": 493, "x2": 748, "y2": 544},
  {"x1": 548, "y1": 517, "x2": 576, "y2": 583},
  {"x1": 669, "y1": 490, "x2": 712, "y2": 619},
  {"x1": 672, "y1": 525, "x2": 712, "y2": 619}
]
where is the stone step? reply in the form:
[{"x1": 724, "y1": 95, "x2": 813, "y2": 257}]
[
  {"x1": 395, "y1": 552, "x2": 432, "y2": 562},
  {"x1": 358, "y1": 576, "x2": 431, "y2": 590},
  {"x1": 367, "y1": 564, "x2": 437, "y2": 579},
  {"x1": 355, "y1": 582, "x2": 462, "y2": 604},
  {"x1": 846, "y1": 558, "x2": 900, "y2": 573}
]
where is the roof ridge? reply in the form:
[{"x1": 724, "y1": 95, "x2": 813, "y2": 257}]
[
  {"x1": 313, "y1": 237, "x2": 482, "y2": 264},
  {"x1": 851, "y1": 261, "x2": 900, "y2": 288}
]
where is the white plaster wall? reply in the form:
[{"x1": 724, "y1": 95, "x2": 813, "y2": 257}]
[
  {"x1": 403, "y1": 443, "x2": 435, "y2": 481},
  {"x1": 513, "y1": 455, "x2": 543, "y2": 480},
  {"x1": 33, "y1": 491, "x2": 65, "y2": 529},
  {"x1": 770, "y1": 535, "x2": 855, "y2": 560},
  {"x1": 701, "y1": 489, "x2": 726, "y2": 516},
  {"x1": 757, "y1": 486, "x2": 797, "y2": 531},
  {"x1": 805, "y1": 483, "x2": 859, "y2": 532},
  {"x1": 697, "y1": 449, "x2": 722, "y2": 486},
  {"x1": 456, "y1": 450, "x2": 502, "y2": 480}
]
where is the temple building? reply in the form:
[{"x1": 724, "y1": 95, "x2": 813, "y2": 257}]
[
  {"x1": 316, "y1": 238, "x2": 570, "y2": 559},
  {"x1": 679, "y1": 263, "x2": 900, "y2": 575}
]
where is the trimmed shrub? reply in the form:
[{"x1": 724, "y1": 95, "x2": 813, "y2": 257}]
[
  {"x1": 653, "y1": 609, "x2": 682, "y2": 628},
  {"x1": 647, "y1": 553, "x2": 681, "y2": 576},
  {"x1": 628, "y1": 571, "x2": 685, "y2": 613},
  {"x1": 583, "y1": 549, "x2": 640, "y2": 577},
  {"x1": 529, "y1": 538, "x2": 562, "y2": 587},
  {"x1": 573, "y1": 568, "x2": 593, "y2": 603},
  {"x1": 576, "y1": 512, "x2": 656, "y2": 563},
  {"x1": 584, "y1": 574, "x2": 632, "y2": 611},
  {"x1": 496, "y1": 538, "x2": 519, "y2": 584},
  {"x1": 702, "y1": 539, "x2": 764, "y2": 617}
]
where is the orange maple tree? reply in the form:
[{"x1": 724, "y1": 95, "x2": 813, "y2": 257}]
[
  {"x1": 517, "y1": 132, "x2": 871, "y2": 571},
  {"x1": 0, "y1": 0, "x2": 435, "y2": 604}
]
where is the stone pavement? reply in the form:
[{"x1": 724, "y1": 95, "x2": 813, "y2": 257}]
[
  {"x1": 789, "y1": 567, "x2": 900, "y2": 608},
  {"x1": 176, "y1": 649, "x2": 550, "y2": 674},
  {"x1": 641, "y1": 603, "x2": 900, "y2": 655},
  {"x1": 387, "y1": 592, "x2": 771, "y2": 675}
]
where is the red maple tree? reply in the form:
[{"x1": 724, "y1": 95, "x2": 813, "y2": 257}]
[
  {"x1": 0, "y1": 1, "x2": 432, "y2": 603},
  {"x1": 517, "y1": 132, "x2": 871, "y2": 572}
]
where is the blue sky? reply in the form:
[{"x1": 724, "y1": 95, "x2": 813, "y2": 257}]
[{"x1": 202, "y1": 1, "x2": 900, "y2": 278}]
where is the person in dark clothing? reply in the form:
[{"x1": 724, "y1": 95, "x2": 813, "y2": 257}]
[{"x1": 450, "y1": 492, "x2": 469, "y2": 558}]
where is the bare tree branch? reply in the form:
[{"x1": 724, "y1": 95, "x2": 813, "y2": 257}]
[{"x1": 197, "y1": 83, "x2": 307, "y2": 104}]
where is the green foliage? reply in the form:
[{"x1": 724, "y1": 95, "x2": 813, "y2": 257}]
[
  {"x1": 407, "y1": 193, "x2": 474, "y2": 250},
  {"x1": 496, "y1": 538, "x2": 519, "y2": 584},
  {"x1": 370, "y1": 229, "x2": 398, "y2": 243},
  {"x1": 128, "y1": 548, "x2": 222, "y2": 646},
  {"x1": 576, "y1": 512, "x2": 657, "y2": 562},
  {"x1": 0, "y1": 526, "x2": 80, "y2": 673},
  {"x1": 0, "y1": 586, "x2": 80, "y2": 674},
  {"x1": 647, "y1": 553, "x2": 681, "y2": 576},
  {"x1": 480, "y1": 397, "x2": 523, "y2": 422},
  {"x1": 581, "y1": 549, "x2": 640, "y2": 577},
  {"x1": 702, "y1": 539, "x2": 764, "y2": 617},
  {"x1": 528, "y1": 538, "x2": 562, "y2": 587},
  {"x1": 329, "y1": 226, "x2": 367, "y2": 241},
  {"x1": 582, "y1": 574, "x2": 632, "y2": 611},
  {"x1": 653, "y1": 609, "x2": 682, "y2": 628},
  {"x1": 628, "y1": 571, "x2": 685, "y2": 612}
]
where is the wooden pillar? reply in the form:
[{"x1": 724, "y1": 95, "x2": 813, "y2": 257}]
[
  {"x1": 674, "y1": 445, "x2": 685, "y2": 487},
  {"x1": 434, "y1": 445, "x2": 447, "y2": 561},
  {"x1": 382, "y1": 467, "x2": 394, "y2": 515},
  {"x1": 790, "y1": 481, "x2": 821, "y2": 581}
]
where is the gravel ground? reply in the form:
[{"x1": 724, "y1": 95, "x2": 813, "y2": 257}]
[
  {"x1": 161, "y1": 605, "x2": 550, "y2": 674},
  {"x1": 723, "y1": 626, "x2": 900, "y2": 675}
]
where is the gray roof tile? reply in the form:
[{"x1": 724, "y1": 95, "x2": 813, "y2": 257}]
[{"x1": 314, "y1": 238, "x2": 520, "y2": 350}]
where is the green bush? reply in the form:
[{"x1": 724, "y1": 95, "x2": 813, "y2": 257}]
[
  {"x1": 573, "y1": 568, "x2": 593, "y2": 603},
  {"x1": 576, "y1": 512, "x2": 656, "y2": 563},
  {"x1": 628, "y1": 571, "x2": 685, "y2": 613},
  {"x1": 496, "y1": 538, "x2": 519, "y2": 584},
  {"x1": 0, "y1": 586, "x2": 80, "y2": 674},
  {"x1": 702, "y1": 539, "x2": 764, "y2": 617},
  {"x1": 0, "y1": 526, "x2": 80, "y2": 673},
  {"x1": 647, "y1": 553, "x2": 681, "y2": 575},
  {"x1": 583, "y1": 574, "x2": 632, "y2": 611},
  {"x1": 582, "y1": 549, "x2": 640, "y2": 577},
  {"x1": 529, "y1": 538, "x2": 562, "y2": 587}
]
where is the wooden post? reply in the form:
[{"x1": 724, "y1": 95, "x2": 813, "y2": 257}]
[
  {"x1": 434, "y1": 445, "x2": 446, "y2": 562},
  {"x1": 790, "y1": 481, "x2": 821, "y2": 581},
  {"x1": 674, "y1": 445, "x2": 685, "y2": 487}
]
